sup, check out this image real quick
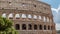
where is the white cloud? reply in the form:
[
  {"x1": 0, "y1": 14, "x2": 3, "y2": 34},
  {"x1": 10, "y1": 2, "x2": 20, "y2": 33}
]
[
  {"x1": 51, "y1": 5, "x2": 60, "y2": 30},
  {"x1": 51, "y1": 5, "x2": 60, "y2": 13},
  {"x1": 56, "y1": 24, "x2": 60, "y2": 30},
  {"x1": 58, "y1": 5, "x2": 60, "y2": 11},
  {"x1": 51, "y1": 8, "x2": 58, "y2": 12}
]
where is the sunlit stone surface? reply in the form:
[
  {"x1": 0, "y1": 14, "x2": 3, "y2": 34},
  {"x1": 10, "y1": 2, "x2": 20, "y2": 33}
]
[{"x1": 0, "y1": 0, "x2": 56, "y2": 34}]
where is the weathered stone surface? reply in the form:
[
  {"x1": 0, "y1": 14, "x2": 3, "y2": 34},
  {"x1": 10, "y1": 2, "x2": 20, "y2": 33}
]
[{"x1": 0, "y1": 0, "x2": 56, "y2": 34}]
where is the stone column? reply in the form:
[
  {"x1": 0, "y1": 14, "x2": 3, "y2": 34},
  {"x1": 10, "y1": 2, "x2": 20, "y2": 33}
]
[
  {"x1": 37, "y1": 24, "x2": 39, "y2": 30},
  {"x1": 32, "y1": 23, "x2": 34, "y2": 30},
  {"x1": 26, "y1": 24, "x2": 28, "y2": 30},
  {"x1": 20, "y1": 23, "x2": 22, "y2": 30},
  {"x1": 45, "y1": 16, "x2": 47, "y2": 23},
  {"x1": 41, "y1": 15, "x2": 43, "y2": 21}
]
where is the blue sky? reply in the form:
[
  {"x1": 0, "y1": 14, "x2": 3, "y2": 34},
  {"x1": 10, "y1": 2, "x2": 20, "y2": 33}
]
[
  {"x1": 40, "y1": 0, "x2": 60, "y2": 30},
  {"x1": 40, "y1": 0, "x2": 60, "y2": 8}
]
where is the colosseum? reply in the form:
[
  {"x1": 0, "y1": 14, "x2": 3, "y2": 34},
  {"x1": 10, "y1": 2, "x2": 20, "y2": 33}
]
[{"x1": 0, "y1": 0, "x2": 56, "y2": 34}]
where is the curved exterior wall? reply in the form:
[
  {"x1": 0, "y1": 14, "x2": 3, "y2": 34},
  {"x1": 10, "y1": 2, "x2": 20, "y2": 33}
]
[{"x1": 0, "y1": 0, "x2": 56, "y2": 34}]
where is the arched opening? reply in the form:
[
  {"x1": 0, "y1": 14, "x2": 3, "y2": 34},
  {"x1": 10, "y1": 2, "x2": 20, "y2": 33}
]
[
  {"x1": 43, "y1": 16, "x2": 46, "y2": 22},
  {"x1": 34, "y1": 24, "x2": 37, "y2": 30},
  {"x1": 22, "y1": 14, "x2": 26, "y2": 18},
  {"x1": 39, "y1": 16, "x2": 41, "y2": 19},
  {"x1": 2, "y1": 13, "x2": 6, "y2": 18},
  {"x1": 15, "y1": 14, "x2": 20, "y2": 19},
  {"x1": 15, "y1": 24, "x2": 20, "y2": 30},
  {"x1": 22, "y1": 24, "x2": 26, "y2": 30},
  {"x1": 28, "y1": 14, "x2": 32, "y2": 18},
  {"x1": 48, "y1": 26, "x2": 50, "y2": 30},
  {"x1": 34, "y1": 5, "x2": 36, "y2": 7},
  {"x1": 47, "y1": 17, "x2": 49, "y2": 22},
  {"x1": 39, "y1": 25, "x2": 42, "y2": 30},
  {"x1": 28, "y1": 24, "x2": 32, "y2": 30},
  {"x1": 51, "y1": 26, "x2": 53, "y2": 30},
  {"x1": 44, "y1": 25, "x2": 46, "y2": 30},
  {"x1": 33, "y1": 15, "x2": 37, "y2": 19},
  {"x1": 8, "y1": 13, "x2": 13, "y2": 19}
]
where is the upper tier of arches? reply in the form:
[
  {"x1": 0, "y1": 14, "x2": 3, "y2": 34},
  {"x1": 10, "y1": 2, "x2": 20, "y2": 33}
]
[
  {"x1": 2, "y1": 13, "x2": 53, "y2": 23},
  {"x1": 0, "y1": 0, "x2": 52, "y2": 15}
]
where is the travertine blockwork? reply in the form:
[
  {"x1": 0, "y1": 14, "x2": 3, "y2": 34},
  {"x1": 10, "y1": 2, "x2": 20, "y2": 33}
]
[{"x1": 0, "y1": 0, "x2": 56, "y2": 34}]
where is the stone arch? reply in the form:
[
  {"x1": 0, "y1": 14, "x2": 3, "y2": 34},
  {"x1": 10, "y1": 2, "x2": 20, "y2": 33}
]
[
  {"x1": 33, "y1": 15, "x2": 37, "y2": 19},
  {"x1": 34, "y1": 24, "x2": 37, "y2": 30},
  {"x1": 50, "y1": 19, "x2": 52, "y2": 22},
  {"x1": 21, "y1": 14, "x2": 26, "y2": 18},
  {"x1": 28, "y1": 24, "x2": 32, "y2": 30},
  {"x1": 15, "y1": 24, "x2": 20, "y2": 30},
  {"x1": 22, "y1": 24, "x2": 26, "y2": 30},
  {"x1": 8, "y1": 13, "x2": 13, "y2": 19},
  {"x1": 51, "y1": 26, "x2": 53, "y2": 30},
  {"x1": 44, "y1": 25, "x2": 46, "y2": 30},
  {"x1": 43, "y1": 16, "x2": 46, "y2": 22},
  {"x1": 15, "y1": 14, "x2": 20, "y2": 19},
  {"x1": 39, "y1": 25, "x2": 42, "y2": 30},
  {"x1": 47, "y1": 17, "x2": 49, "y2": 22},
  {"x1": 2, "y1": 13, "x2": 6, "y2": 18},
  {"x1": 48, "y1": 25, "x2": 50, "y2": 30},
  {"x1": 39, "y1": 15, "x2": 41, "y2": 19},
  {"x1": 28, "y1": 14, "x2": 32, "y2": 18}
]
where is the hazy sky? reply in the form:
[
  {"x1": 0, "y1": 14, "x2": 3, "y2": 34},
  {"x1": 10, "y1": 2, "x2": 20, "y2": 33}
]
[{"x1": 40, "y1": 0, "x2": 60, "y2": 30}]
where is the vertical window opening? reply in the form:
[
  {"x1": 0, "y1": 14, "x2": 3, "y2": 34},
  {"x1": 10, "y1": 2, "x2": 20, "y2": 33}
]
[
  {"x1": 15, "y1": 24, "x2": 20, "y2": 30},
  {"x1": 22, "y1": 24, "x2": 26, "y2": 30},
  {"x1": 39, "y1": 25, "x2": 42, "y2": 30},
  {"x1": 48, "y1": 26, "x2": 50, "y2": 30},
  {"x1": 44, "y1": 25, "x2": 46, "y2": 30},
  {"x1": 28, "y1": 24, "x2": 32, "y2": 30},
  {"x1": 34, "y1": 25, "x2": 37, "y2": 30}
]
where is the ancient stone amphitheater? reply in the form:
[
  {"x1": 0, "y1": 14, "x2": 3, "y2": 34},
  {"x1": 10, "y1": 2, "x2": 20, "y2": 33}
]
[{"x1": 0, "y1": 0, "x2": 56, "y2": 34}]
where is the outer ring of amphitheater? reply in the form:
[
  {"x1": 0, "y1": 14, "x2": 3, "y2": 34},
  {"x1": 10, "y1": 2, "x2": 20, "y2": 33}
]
[{"x1": 0, "y1": 0, "x2": 56, "y2": 34}]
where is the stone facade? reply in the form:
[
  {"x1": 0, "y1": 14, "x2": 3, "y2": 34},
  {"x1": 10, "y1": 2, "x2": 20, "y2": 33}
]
[{"x1": 0, "y1": 0, "x2": 56, "y2": 34}]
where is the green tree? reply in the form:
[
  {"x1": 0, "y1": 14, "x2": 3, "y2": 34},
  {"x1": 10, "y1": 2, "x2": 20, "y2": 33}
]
[{"x1": 0, "y1": 17, "x2": 18, "y2": 34}]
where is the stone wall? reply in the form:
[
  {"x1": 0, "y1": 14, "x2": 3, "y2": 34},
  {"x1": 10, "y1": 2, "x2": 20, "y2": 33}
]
[{"x1": 0, "y1": 0, "x2": 56, "y2": 34}]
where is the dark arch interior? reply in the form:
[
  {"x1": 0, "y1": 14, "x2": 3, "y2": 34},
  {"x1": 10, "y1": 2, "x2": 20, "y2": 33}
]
[
  {"x1": 34, "y1": 24, "x2": 37, "y2": 30},
  {"x1": 28, "y1": 24, "x2": 32, "y2": 30},
  {"x1": 15, "y1": 24, "x2": 20, "y2": 30},
  {"x1": 22, "y1": 24, "x2": 26, "y2": 30},
  {"x1": 39, "y1": 25, "x2": 42, "y2": 30}
]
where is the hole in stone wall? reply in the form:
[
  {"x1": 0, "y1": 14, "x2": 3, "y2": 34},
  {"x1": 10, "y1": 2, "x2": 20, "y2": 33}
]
[
  {"x1": 15, "y1": 24, "x2": 20, "y2": 30},
  {"x1": 9, "y1": 2, "x2": 12, "y2": 5},
  {"x1": 44, "y1": 25, "x2": 46, "y2": 30},
  {"x1": 48, "y1": 26, "x2": 50, "y2": 30},
  {"x1": 34, "y1": 5, "x2": 36, "y2": 7},
  {"x1": 28, "y1": 24, "x2": 32, "y2": 30},
  {"x1": 34, "y1": 24, "x2": 37, "y2": 30},
  {"x1": 22, "y1": 24, "x2": 26, "y2": 30},
  {"x1": 15, "y1": 14, "x2": 20, "y2": 19},
  {"x1": 8, "y1": 13, "x2": 13, "y2": 19},
  {"x1": 39, "y1": 25, "x2": 42, "y2": 30},
  {"x1": 22, "y1": 14, "x2": 26, "y2": 18}
]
